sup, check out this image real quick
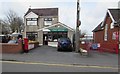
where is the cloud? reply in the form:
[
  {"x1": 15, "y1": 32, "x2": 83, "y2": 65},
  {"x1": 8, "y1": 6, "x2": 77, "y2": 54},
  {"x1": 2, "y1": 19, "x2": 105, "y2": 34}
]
[
  {"x1": 0, "y1": 2, "x2": 3, "y2": 19},
  {"x1": 0, "y1": 0, "x2": 119, "y2": 35},
  {"x1": 81, "y1": 0, "x2": 119, "y2": 2},
  {"x1": 80, "y1": 1, "x2": 119, "y2": 34},
  {"x1": 0, "y1": 0, "x2": 76, "y2": 2},
  {"x1": 59, "y1": 5, "x2": 76, "y2": 29},
  {"x1": 0, "y1": 2, "x2": 54, "y2": 18}
]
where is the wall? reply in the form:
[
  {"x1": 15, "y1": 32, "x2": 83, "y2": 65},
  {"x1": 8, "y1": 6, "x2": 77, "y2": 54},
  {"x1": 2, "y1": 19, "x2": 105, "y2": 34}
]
[
  {"x1": 38, "y1": 31, "x2": 43, "y2": 45},
  {"x1": 0, "y1": 41, "x2": 23, "y2": 53},
  {"x1": 68, "y1": 30, "x2": 74, "y2": 42},
  {"x1": 99, "y1": 43, "x2": 117, "y2": 53},
  {"x1": 103, "y1": 14, "x2": 118, "y2": 44},
  {"x1": 52, "y1": 16, "x2": 58, "y2": 24},
  {"x1": 25, "y1": 15, "x2": 58, "y2": 44},
  {"x1": 26, "y1": 26, "x2": 38, "y2": 32},
  {"x1": 38, "y1": 17, "x2": 44, "y2": 29},
  {"x1": 40, "y1": 16, "x2": 58, "y2": 27},
  {"x1": 93, "y1": 31, "x2": 104, "y2": 43}
]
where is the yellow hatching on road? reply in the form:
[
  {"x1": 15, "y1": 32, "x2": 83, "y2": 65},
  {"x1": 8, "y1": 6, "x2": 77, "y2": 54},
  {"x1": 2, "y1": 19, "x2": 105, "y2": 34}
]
[{"x1": 0, "y1": 60, "x2": 118, "y2": 70}]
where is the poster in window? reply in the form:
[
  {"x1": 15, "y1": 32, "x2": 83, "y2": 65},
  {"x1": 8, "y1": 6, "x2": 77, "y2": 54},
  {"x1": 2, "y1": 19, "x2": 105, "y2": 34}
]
[{"x1": 112, "y1": 32, "x2": 119, "y2": 40}]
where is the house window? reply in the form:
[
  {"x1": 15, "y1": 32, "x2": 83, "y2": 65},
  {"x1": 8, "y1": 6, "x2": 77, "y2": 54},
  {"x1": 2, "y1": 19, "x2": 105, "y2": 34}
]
[
  {"x1": 112, "y1": 32, "x2": 119, "y2": 40},
  {"x1": 44, "y1": 18, "x2": 52, "y2": 26},
  {"x1": 112, "y1": 32, "x2": 116, "y2": 40},
  {"x1": 27, "y1": 18, "x2": 37, "y2": 25},
  {"x1": 110, "y1": 22, "x2": 114, "y2": 29},
  {"x1": 104, "y1": 24, "x2": 108, "y2": 41}
]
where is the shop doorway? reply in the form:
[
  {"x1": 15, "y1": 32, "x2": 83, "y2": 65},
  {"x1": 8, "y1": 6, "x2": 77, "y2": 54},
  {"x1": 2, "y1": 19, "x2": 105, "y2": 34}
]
[{"x1": 43, "y1": 34, "x2": 48, "y2": 45}]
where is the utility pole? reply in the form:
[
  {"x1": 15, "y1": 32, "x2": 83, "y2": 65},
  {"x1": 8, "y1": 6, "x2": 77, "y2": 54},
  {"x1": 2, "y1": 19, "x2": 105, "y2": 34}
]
[
  {"x1": 24, "y1": 15, "x2": 27, "y2": 38},
  {"x1": 75, "y1": 0, "x2": 81, "y2": 52}
]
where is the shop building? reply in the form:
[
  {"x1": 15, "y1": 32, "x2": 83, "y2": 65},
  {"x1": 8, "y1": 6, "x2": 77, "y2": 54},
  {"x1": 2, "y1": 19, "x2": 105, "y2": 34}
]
[{"x1": 24, "y1": 8, "x2": 74, "y2": 45}]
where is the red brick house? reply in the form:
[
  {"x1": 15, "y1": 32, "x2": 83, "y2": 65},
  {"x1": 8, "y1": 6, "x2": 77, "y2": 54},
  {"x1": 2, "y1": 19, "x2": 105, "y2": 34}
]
[{"x1": 92, "y1": 9, "x2": 120, "y2": 53}]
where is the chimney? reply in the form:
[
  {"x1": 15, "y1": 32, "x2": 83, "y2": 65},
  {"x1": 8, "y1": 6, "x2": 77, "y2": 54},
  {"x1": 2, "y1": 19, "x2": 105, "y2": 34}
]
[{"x1": 29, "y1": 6, "x2": 31, "y2": 10}]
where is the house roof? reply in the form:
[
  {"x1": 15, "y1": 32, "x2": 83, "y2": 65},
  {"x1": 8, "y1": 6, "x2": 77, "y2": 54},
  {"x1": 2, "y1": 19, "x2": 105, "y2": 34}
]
[
  {"x1": 37, "y1": 22, "x2": 75, "y2": 32},
  {"x1": 92, "y1": 22, "x2": 103, "y2": 32},
  {"x1": 93, "y1": 9, "x2": 120, "y2": 32},
  {"x1": 108, "y1": 9, "x2": 120, "y2": 22},
  {"x1": 108, "y1": 9, "x2": 120, "y2": 26},
  {"x1": 25, "y1": 8, "x2": 58, "y2": 16}
]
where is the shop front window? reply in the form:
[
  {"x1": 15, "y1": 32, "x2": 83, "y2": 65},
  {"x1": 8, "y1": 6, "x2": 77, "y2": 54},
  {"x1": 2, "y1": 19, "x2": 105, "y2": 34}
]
[{"x1": 26, "y1": 32, "x2": 38, "y2": 41}]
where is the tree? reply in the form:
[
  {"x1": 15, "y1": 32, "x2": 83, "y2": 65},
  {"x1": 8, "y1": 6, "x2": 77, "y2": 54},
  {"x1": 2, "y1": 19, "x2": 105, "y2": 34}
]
[
  {"x1": 5, "y1": 10, "x2": 23, "y2": 33},
  {"x1": 0, "y1": 19, "x2": 11, "y2": 34}
]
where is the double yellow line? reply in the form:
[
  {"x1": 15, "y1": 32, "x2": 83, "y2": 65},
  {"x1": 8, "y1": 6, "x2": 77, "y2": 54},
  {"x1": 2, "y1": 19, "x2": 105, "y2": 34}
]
[{"x1": 0, "y1": 60, "x2": 118, "y2": 70}]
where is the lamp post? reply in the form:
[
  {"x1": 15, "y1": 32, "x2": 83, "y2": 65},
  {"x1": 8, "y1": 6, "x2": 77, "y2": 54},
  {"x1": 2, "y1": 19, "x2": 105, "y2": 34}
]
[{"x1": 75, "y1": 0, "x2": 81, "y2": 52}]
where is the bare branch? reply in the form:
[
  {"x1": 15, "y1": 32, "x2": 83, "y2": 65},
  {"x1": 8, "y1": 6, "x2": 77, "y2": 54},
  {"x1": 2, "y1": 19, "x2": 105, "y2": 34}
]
[{"x1": 4, "y1": 9, "x2": 23, "y2": 33}]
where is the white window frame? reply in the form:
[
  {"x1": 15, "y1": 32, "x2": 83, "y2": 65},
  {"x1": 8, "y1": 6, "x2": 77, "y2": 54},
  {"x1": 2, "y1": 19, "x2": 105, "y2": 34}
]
[
  {"x1": 110, "y1": 22, "x2": 114, "y2": 29},
  {"x1": 112, "y1": 32, "x2": 116, "y2": 40},
  {"x1": 44, "y1": 18, "x2": 52, "y2": 26},
  {"x1": 27, "y1": 18, "x2": 37, "y2": 26},
  {"x1": 104, "y1": 24, "x2": 108, "y2": 41}
]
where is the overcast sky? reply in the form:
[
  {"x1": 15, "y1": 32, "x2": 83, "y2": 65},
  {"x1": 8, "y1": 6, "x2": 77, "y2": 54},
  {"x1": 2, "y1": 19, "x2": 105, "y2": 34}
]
[{"x1": 0, "y1": 0, "x2": 119, "y2": 34}]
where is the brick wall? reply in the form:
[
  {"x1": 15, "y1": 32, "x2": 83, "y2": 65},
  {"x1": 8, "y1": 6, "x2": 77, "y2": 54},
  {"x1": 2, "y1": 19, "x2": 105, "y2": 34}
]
[
  {"x1": 93, "y1": 13, "x2": 119, "y2": 54},
  {"x1": 0, "y1": 41, "x2": 23, "y2": 54},
  {"x1": 99, "y1": 43, "x2": 118, "y2": 53},
  {"x1": 93, "y1": 31, "x2": 104, "y2": 43}
]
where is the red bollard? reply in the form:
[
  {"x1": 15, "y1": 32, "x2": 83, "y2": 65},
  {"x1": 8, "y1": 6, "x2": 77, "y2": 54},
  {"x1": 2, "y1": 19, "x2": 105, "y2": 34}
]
[{"x1": 24, "y1": 38, "x2": 28, "y2": 53}]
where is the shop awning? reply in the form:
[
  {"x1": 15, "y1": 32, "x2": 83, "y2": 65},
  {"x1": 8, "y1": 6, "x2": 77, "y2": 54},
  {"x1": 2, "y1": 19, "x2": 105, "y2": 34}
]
[
  {"x1": 48, "y1": 26, "x2": 68, "y2": 32},
  {"x1": 37, "y1": 22, "x2": 74, "y2": 32},
  {"x1": 42, "y1": 29, "x2": 50, "y2": 32}
]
